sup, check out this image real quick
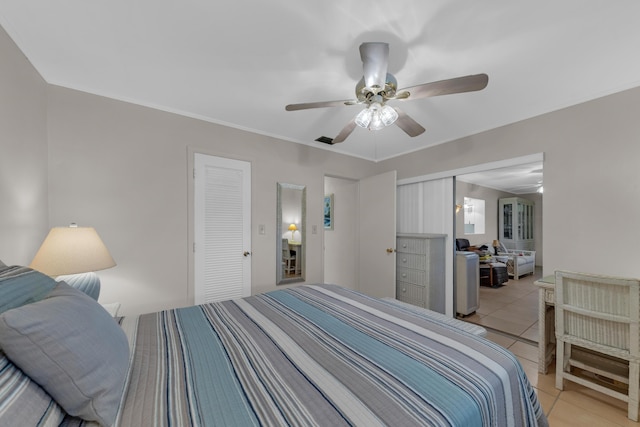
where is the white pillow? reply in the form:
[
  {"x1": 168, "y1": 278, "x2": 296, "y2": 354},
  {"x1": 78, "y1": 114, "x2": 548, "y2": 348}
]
[{"x1": 0, "y1": 282, "x2": 129, "y2": 425}]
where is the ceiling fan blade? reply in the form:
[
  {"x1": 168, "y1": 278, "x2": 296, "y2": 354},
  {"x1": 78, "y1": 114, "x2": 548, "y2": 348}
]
[
  {"x1": 395, "y1": 73, "x2": 488, "y2": 101},
  {"x1": 394, "y1": 107, "x2": 426, "y2": 137},
  {"x1": 360, "y1": 42, "x2": 389, "y2": 90},
  {"x1": 332, "y1": 119, "x2": 357, "y2": 144},
  {"x1": 285, "y1": 99, "x2": 358, "y2": 111}
]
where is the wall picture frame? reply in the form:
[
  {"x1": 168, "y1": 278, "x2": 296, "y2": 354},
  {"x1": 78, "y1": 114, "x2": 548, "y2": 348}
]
[{"x1": 324, "y1": 194, "x2": 334, "y2": 230}]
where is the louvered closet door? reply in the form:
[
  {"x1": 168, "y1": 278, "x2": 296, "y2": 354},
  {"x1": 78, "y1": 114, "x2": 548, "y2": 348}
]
[{"x1": 194, "y1": 154, "x2": 251, "y2": 304}]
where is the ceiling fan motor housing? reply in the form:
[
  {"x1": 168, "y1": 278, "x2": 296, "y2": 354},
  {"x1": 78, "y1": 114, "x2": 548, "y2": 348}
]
[{"x1": 356, "y1": 73, "x2": 397, "y2": 103}]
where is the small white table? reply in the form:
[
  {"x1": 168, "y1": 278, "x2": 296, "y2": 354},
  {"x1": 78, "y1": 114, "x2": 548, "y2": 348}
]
[
  {"x1": 533, "y1": 275, "x2": 556, "y2": 374},
  {"x1": 100, "y1": 302, "x2": 121, "y2": 317}
]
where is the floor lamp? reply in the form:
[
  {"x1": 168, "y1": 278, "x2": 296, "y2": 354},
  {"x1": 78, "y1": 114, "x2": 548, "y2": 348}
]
[{"x1": 30, "y1": 223, "x2": 116, "y2": 300}]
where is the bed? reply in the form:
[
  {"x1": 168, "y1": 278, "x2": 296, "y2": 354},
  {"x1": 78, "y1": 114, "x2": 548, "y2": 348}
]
[{"x1": 0, "y1": 264, "x2": 548, "y2": 426}]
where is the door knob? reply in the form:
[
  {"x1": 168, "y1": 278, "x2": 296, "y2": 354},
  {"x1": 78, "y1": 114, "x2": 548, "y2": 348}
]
[
  {"x1": 243, "y1": 251, "x2": 251, "y2": 257},
  {"x1": 386, "y1": 248, "x2": 395, "y2": 253}
]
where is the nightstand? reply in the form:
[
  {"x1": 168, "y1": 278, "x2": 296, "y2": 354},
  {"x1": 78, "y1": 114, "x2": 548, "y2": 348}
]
[{"x1": 100, "y1": 302, "x2": 121, "y2": 317}]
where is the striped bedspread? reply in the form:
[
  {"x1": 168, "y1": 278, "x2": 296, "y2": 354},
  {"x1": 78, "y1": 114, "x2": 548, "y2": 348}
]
[{"x1": 114, "y1": 284, "x2": 547, "y2": 427}]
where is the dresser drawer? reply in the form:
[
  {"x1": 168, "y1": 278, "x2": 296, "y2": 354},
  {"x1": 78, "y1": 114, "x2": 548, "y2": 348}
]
[
  {"x1": 396, "y1": 237, "x2": 427, "y2": 255},
  {"x1": 396, "y1": 253, "x2": 427, "y2": 270},
  {"x1": 396, "y1": 282, "x2": 426, "y2": 308},
  {"x1": 396, "y1": 268, "x2": 425, "y2": 285}
]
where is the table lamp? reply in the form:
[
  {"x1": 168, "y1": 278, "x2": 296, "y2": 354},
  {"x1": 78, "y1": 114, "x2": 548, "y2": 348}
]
[
  {"x1": 288, "y1": 223, "x2": 297, "y2": 241},
  {"x1": 492, "y1": 240, "x2": 500, "y2": 255},
  {"x1": 30, "y1": 223, "x2": 116, "y2": 300}
]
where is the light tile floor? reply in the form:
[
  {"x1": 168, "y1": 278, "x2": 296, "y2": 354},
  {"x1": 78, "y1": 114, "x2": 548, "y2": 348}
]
[
  {"x1": 466, "y1": 269, "x2": 640, "y2": 425},
  {"x1": 486, "y1": 331, "x2": 640, "y2": 426},
  {"x1": 461, "y1": 267, "x2": 542, "y2": 342}
]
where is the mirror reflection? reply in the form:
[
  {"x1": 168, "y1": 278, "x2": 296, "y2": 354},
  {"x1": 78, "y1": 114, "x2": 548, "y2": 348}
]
[
  {"x1": 463, "y1": 197, "x2": 485, "y2": 235},
  {"x1": 277, "y1": 183, "x2": 306, "y2": 284}
]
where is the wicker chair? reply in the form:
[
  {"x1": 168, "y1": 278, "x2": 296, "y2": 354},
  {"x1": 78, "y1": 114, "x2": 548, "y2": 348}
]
[
  {"x1": 282, "y1": 239, "x2": 296, "y2": 275},
  {"x1": 554, "y1": 270, "x2": 640, "y2": 421}
]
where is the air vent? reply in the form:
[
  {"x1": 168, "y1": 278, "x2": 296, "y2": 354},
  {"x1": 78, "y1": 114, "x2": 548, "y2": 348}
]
[{"x1": 315, "y1": 136, "x2": 335, "y2": 145}]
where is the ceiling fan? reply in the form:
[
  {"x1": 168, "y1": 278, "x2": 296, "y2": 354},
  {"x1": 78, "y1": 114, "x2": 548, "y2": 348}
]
[{"x1": 285, "y1": 42, "x2": 489, "y2": 144}]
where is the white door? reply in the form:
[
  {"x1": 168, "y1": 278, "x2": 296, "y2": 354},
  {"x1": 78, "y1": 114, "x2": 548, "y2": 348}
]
[
  {"x1": 194, "y1": 154, "x2": 251, "y2": 304},
  {"x1": 358, "y1": 170, "x2": 397, "y2": 298}
]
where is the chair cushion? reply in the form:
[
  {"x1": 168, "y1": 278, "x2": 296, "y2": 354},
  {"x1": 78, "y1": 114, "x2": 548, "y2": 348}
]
[{"x1": 516, "y1": 256, "x2": 534, "y2": 266}]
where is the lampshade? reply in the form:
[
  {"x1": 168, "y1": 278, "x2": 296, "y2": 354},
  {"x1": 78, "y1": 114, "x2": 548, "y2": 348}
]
[
  {"x1": 31, "y1": 225, "x2": 115, "y2": 276},
  {"x1": 492, "y1": 240, "x2": 500, "y2": 247},
  {"x1": 30, "y1": 224, "x2": 115, "y2": 300},
  {"x1": 288, "y1": 224, "x2": 297, "y2": 232}
]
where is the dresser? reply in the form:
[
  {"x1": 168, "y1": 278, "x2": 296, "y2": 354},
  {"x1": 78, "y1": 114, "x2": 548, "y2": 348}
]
[{"x1": 395, "y1": 233, "x2": 446, "y2": 313}]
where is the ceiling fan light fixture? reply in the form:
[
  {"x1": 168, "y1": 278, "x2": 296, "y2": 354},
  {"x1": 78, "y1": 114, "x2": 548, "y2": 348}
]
[
  {"x1": 368, "y1": 109, "x2": 386, "y2": 131},
  {"x1": 355, "y1": 102, "x2": 398, "y2": 131},
  {"x1": 355, "y1": 107, "x2": 373, "y2": 128},
  {"x1": 379, "y1": 104, "x2": 398, "y2": 126}
]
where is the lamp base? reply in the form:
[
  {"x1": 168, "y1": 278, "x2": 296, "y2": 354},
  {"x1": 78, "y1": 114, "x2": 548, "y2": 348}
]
[{"x1": 56, "y1": 272, "x2": 101, "y2": 300}]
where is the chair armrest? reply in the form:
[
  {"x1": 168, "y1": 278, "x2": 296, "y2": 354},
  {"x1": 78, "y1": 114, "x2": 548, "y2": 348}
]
[{"x1": 498, "y1": 250, "x2": 535, "y2": 257}]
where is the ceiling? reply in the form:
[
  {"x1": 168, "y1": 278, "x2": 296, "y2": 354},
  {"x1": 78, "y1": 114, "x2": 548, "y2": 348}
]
[
  {"x1": 1, "y1": 1, "x2": 640, "y2": 163},
  {"x1": 457, "y1": 161, "x2": 543, "y2": 195}
]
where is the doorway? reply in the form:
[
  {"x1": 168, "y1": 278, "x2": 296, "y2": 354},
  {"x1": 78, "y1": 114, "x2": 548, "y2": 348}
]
[
  {"x1": 455, "y1": 160, "x2": 543, "y2": 341},
  {"x1": 323, "y1": 176, "x2": 358, "y2": 289},
  {"x1": 323, "y1": 171, "x2": 397, "y2": 298},
  {"x1": 394, "y1": 153, "x2": 544, "y2": 325},
  {"x1": 193, "y1": 153, "x2": 252, "y2": 304}
]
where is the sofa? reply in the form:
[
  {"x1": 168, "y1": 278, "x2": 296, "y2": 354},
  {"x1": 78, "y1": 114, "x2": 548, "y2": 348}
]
[{"x1": 494, "y1": 243, "x2": 536, "y2": 280}]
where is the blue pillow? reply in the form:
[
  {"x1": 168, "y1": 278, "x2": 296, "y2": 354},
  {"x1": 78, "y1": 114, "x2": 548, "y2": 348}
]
[
  {"x1": 0, "y1": 282, "x2": 129, "y2": 425},
  {"x1": 0, "y1": 266, "x2": 57, "y2": 314}
]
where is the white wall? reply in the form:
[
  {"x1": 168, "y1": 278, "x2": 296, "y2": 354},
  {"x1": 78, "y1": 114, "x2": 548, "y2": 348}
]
[
  {"x1": 529, "y1": 192, "x2": 543, "y2": 266},
  {"x1": 0, "y1": 25, "x2": 49, "y2": 265},
  {"x1": 378, "y1": 86, "x2": 640, "y2": 279},
  {"x1": 44, "y1": 86, "x2": 378, "y2": 315}
]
